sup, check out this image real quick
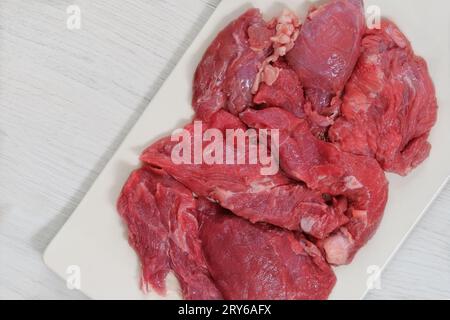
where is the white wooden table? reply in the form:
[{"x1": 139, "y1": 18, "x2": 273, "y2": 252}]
[{"x1": 1, "y1": 0, "x2": 449, "y2": 300}]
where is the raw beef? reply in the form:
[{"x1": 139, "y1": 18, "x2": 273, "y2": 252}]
[
  {"x1": 254, "y1": 60, "x2": 306, "y2": 118},
  {"x1": 193, "y1": 9, "x2": 273, "y2": 120},
  {"x1": 286, "y1": 0, "x2": 365, "y2": 120},
  {"x1": 117, "y1": 167, "x2": 170, "y2": 294},
  {"x1": 118, "y1": 166, "x2": 222, "y2": 299},
  {"x1": 241, "y1": 108, "x2": 389, "y2": 265},
  {"x1": 141, "y1": 110, "x2": 348, "y2": 239},
  {"x1": 118, "y1": 166, "x2": 337, "y2": 300},
  {"x1": 329, "y1": 20, "x2": 438, "y2": 175},
  {"x1": 117, "y1": 0, "x2": 438, "y2": 300},
  {"x1": 197, "y1": 199, "x2": 336, "y2": 300},
  {"x1": 251, "y1": 10, "x2": 301, "y2": 94}
]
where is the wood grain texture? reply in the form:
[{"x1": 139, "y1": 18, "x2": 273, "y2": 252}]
[{"x1": 0, "y1": 0, "x2": 449, "y2": 300}]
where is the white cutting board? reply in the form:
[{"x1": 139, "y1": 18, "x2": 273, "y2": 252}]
[{"x1": 44, "y1": 0, "x2": 450, "y2": 300}]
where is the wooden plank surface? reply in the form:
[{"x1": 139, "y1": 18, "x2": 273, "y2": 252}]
[{"x1": 0, "y1": 0, "x2": 449, "y2": 299}]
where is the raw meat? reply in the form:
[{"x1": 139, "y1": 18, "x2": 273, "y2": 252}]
[
  {"x1": 117, "y1": 167, "x2": 170, "y2": 294},
  {"x1": 329, "y1": 20, "x2": 438, "y2": 175},
  {"x1": 286, "y1": 0, "x2": 365, "y2": 119},
  {"x1": 193, "y1": 9, "x2": 273, "y2": 120},
  {"x1": 197, "y1": 199, "x2": 336, "y2": 300},
  {"x1": 117, "y1": 0, "x2": 438, "y2": 300},
  {"x1": 241, "y1": 108, "x2": 389, "y2": 265},
  {"x1": 118, "y1": 166, "x2": 222, "y2": 299},
  {"x1": 141, "y1": 110, "x2": 348, "y2": 239},
  {"x1": 254, "y1": 60, "x2": 306, "y2": 118},
  {"x1": 119, "y1": 167, "x2": 337, "y2": 300},
  {"x1": 252, "y1": 10, "x2": 301, "y2": 94}
]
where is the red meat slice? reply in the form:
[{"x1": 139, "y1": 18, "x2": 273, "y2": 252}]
[
  {"x1": 197, "y1": 199, "x2": 336, "y2": 300},
  {"x1": 193, "y1": 9, "x2": 273, "y2": 120},
  {"x1": 118, "y1": 166, "x2": 222, "y2": 299},
  {"x1": 141, "y1": 110, "x2": 348, "y2": 238},
  {"x1": 117, "y1": 168, "x2": 170, "y2": 294},
  {"x1": 286, "y1": 0, "x2": 365, "y2": 118},
  {"x1": 241, "y1": 108, "x2": 388, "y2": 265},
  {"x1": 329, "y1": 20, "x2": 438, "y2": 176}
]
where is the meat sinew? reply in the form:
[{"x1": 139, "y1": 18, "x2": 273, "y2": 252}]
[
  {"x1": 197, "y1": 199, "x2": 336, "y2": 300},
  {"x1": 329, "y1": 20, "x2": 438, "y2": 175},
  {"x1": 241, "y1": 108, "x2": 389, "y2": 265},
  {"x1": 286, "y1": 0, "x2": 365, "y2": 119}
]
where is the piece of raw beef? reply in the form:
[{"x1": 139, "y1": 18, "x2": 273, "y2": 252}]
[
  {"x1": 241, "y1": 108, "x2": 388, "y2": 265},
  {"x1": 141, "y1": 110, "x2": 348, "y2": 238},
  {"x1": 286, "y1": 0, "x2": 365, "y2": 120},
  {"x1": 116, "y1": 0, "x2": 439, "y2": 300},
  {"x1": 193, "y1": 9, "x2": 273, "y2": 120},
  {"x1": 117, "y1": 166, "x2": 223, "y2": 299},
  {"x1": 253, "y1": 60, "x2": 306, "y2": 118},
  {"x1": 197, "y1": 199, "x2": 336, "y2": 300},
  {"x1": 329, "y1": 20, "x2": 438, "y2": 175}
]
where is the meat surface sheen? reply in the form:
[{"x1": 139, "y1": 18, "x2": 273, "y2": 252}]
[
  {"x1": 197, "y1": 200, "x2": 336, "y2": 300},
  {"x1": 118, "y1": 166, "x2": 222, "y2": 299},
  {"x1": 286, "y1": 0, "x2": 365, "y2": 115},
  {"x1": 329, "y1": 20, "x2": 438, "y2": 175},
  {"x1": 193, "y1": 9, "x2": 273, "y2": 120},
  {"x1": 141, "y1": 111, "x2": 348, "y2": 238},
  {"x1": 241, "y1": 108, "x2": 389, "y2": 265}
]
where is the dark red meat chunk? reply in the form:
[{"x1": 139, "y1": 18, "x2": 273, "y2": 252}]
[
  {"x1": 241, "y1": 108, "x2": 389, "y2": 265},
  {"x1": 193, "y1": 9, "x2": 273, "y2": 120},
  {"x1": 329, "y1": 20, "x2": 438, "y2": 175},
  {"x1": 118, "y1": 166, "x2": 222, "y2": 299},
  {"x1": 286, "y1": 0, "x2": 365, "y2": 118},
  {"x1": 253, "y1": 61, "x2": 306, "y2": 118},
  {"x1": 197, "y1": 200, "x2": 336, "y2": 300}
]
